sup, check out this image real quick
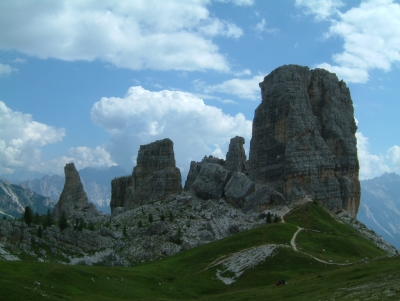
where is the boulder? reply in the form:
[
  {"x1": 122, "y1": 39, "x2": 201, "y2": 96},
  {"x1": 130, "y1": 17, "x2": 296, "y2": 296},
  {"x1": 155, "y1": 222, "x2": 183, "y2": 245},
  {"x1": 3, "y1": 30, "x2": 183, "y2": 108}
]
[
  {"x1": 224, "y1": 172, "x2": 255, "y2": 208},
  {"x1": 248, "y1": 65, "x2": 360, "y2": 216},
  {"x1": 184, "y1": 156, "x2": 225, "y2": 191},
  {"x1": 192, "y1": 163, "x2": 230, "y2": 200}
]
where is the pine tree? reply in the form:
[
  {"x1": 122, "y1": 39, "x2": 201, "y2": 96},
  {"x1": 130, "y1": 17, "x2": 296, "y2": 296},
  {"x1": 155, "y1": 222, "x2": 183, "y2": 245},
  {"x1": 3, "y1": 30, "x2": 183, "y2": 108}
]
[
  {"x1": 2, "y1": 215, "x2": 6, "y2": 221},
  {"x1": 148, "y1": 213, "x2": 153, "y2": 223},
  {"x1": 37, "y1": 225, "x2": 43, "y2": 238},
  {"x1": 138, "y1": 220, "x2": 143, "y2": 228},
  {"x1": 266, "y1": 212, "x2": 272, "y2": 224},
  {"x1": 123, "y1": 225, "x2": 127, "y2": 237},
  {"x1": 34, "y1": 212, "x2": 40, "y2": 224},
  {"x1": 45, "y1": 208, "x2": 53, "y2": 227},
  {"x1": 23, "y1": 206, "x2": 33, "y2": 226},
  {"x1": 169, "y1": 212, "x2": 174, "y2": 222},
  {"x1": 59, "y1": 211, "x2": 68, "y2": 231},
  {"x1": 274, "y1": 214, "x2": 279, "y2": 223},
  {"x1": 160, "y1": 214, "x2": 165, "y2": 221}
]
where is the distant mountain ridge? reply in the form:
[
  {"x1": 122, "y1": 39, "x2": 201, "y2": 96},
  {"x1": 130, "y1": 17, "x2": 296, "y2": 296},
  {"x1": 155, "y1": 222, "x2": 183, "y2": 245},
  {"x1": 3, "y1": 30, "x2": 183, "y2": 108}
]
[
  {"x1": 0, "y1": 179, "x2": 55, "y2": 218},
  {"x1": 17, "y1": 166, "x2": 127, "y2": 214},
  {"x1": 358, "y1": 172, "x2": 400, "y2": 249}
]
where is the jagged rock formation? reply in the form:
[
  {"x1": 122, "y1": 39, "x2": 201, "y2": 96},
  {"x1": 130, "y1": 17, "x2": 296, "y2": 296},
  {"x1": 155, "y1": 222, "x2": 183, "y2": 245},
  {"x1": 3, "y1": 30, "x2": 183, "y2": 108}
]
[
  {"x1": 225, "y1": 136, "x2": 247, "y2": 172},
  {"x1": 110, "y1": 139, "x2": 182, "y2": 213},
  {"x1": 184, "y1": 156, "x2": 225, "y2": 191},
  {"x1": 248, "y1": 65, "x2": 360, "y2": 216},
  {"x1": 224, "y1": 172, "x2": 255, "y2": 208},
  {"x1": 53, "y1": 163, "x2": 99, "y2": 220}
]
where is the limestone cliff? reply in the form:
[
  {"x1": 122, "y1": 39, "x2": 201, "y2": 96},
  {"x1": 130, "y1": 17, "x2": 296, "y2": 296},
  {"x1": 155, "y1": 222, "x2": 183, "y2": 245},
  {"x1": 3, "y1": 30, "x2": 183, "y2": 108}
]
[
  {"x1": 53, "y1": 163, "x2": 98, "y2": 219},
  {"x1": 110, "y1": 138, "x2": 182, "y2": 213},
  {"x1": 248, "y1": 65, "x2": 360, "y2": 216}
]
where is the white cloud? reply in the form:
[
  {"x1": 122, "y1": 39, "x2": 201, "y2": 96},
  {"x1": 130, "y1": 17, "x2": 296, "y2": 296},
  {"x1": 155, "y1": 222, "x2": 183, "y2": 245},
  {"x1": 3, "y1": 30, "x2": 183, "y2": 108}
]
[
  {"x1": 202, "y1": 75, "x2": 264, "y2": 100},
  {"x1": 298, "y1": 0, "x2": 400, "y2": 83},
  {"x1": 295, "y1": 0, "x2": 344, "y2": 20},
  {"x1": 90, "y1": 86, "x2": 252, "y2": 173},
  {"x1": 254, "y1": 19, "x2": 279, "y2": 35},
  {"x1": 387, "y1": 145, "x2": 400, "y2": 173},
  {"x1": 0, "y1": 63, "x2": 17, "y2": 76},
  {"x1": 12, "y1": 58, "x2": 26, "y2": 64},
  {"x1": 0, "y1": 101, "x2": 65, "y2": 175},
  {"x1": 216, "y1": 0, "x2": 254, "y2": 5},
  {"x1": 356, "y1": 132, "x2": 390, "y2": 180},
  {"x1": 0, "y1": 0, "x2": 250, "y2": 72}
]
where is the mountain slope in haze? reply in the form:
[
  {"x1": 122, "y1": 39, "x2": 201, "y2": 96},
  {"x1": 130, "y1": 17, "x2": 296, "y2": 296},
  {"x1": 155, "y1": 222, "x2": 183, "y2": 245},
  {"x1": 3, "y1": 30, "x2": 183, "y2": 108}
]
[
  {"x1": 0, "y1": 180, "x2": 55, "y2": 218},
  {"x1": 18, "y1": 166, "x2": 127, "y2": 214},
  {"x1": 358, "y1": 172, "x2": 400, "y2": 249}
]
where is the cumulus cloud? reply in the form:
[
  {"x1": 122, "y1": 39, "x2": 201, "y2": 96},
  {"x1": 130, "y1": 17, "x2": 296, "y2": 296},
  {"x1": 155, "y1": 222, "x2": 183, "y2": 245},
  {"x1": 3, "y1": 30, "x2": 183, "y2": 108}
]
[
  {"x1": 201, "y1": 75, "x2": 264, "y2": 100},
  {"x1": 0, "y1": 0, "x2": 250, "y2": 72},
  {"x1": 297, "y1": 0, "x2": 400, "y2": 83},
  {"x1": 91, "y1": 86, "x2": 252, "y2": 174},
  {"x1": 0, "y1": 101, "x2": 65, "y2": 175},
  {"x1": 387, "y1": 145, "x2": 400, "y2": 173},
  {"x1": 0, "y1": 63, "x2": 17, "y2": 76},
  {"x1": 356, "y1": 132, "x2": 390, "y2": 180}
]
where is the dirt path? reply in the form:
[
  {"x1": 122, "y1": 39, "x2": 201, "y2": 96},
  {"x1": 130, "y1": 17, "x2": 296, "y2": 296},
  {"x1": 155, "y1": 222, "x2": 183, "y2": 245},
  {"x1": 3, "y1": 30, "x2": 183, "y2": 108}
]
[{"x1": 291, "y1": 227, "x2": 303, "y2": 251}]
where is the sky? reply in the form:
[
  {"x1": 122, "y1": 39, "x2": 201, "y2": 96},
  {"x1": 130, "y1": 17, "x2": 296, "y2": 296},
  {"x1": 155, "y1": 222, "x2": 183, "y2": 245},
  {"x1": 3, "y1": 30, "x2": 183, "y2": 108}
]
[{"x1": 0, "y1": 0, "x2": 399, "y2": 181}]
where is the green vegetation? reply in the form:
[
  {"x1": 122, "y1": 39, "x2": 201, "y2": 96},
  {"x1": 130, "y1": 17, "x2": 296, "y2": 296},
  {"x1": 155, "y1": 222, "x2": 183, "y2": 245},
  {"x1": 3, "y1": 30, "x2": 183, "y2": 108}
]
[{"x1": 1, "y1": 202, "x2": 399, "y2": 300}]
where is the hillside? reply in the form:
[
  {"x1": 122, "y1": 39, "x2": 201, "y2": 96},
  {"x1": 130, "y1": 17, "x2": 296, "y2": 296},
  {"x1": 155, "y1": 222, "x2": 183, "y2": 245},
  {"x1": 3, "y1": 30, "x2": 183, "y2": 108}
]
[
  {"x1": 358, "y1": 173, "x2": 400, "y2": 249},
  {"x1": 1, "y1": 202, "x2": 398, "y2": 300}
]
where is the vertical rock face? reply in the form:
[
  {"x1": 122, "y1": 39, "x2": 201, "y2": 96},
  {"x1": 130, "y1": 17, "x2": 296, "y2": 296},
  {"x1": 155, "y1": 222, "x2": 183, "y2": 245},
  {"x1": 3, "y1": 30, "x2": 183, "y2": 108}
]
[
  {"x1": 248, "y1": 65, "x2": 360, "y2": 216},
  {"x1": 53, "y1": 163, "x2": 98, "y2": 219},
  {"x1": 225, "y1": 136, "x2": 247, "y2": 172},
  {"x1": 110, "y1": 138, "x2": 182, "y2": 213}
]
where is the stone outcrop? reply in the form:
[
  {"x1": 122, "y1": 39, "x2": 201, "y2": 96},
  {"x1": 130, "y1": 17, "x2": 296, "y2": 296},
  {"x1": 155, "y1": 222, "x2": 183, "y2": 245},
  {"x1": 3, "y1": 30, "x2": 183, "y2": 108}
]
[
  {"x1": 192, "y1": 163, "x2": 230, "y2": 200},
  {"x1": 110, "y1": 139, "x2": 182, "y2": 213},
  {"x1": 224, "y1": 172, "x2": 255, "y2": 208},
  {"x1": 248, "y1": 65, "x2": 360, "y2": 216},
  {"x1": 225, "y1": 136, "x2": 247, "y2": 173},
  {"x1": 53, "y1": 163, "x2": 99, "y2": 220},
  {"x1": 184, "y1": 156, "x2": 225, "y2": 191}
]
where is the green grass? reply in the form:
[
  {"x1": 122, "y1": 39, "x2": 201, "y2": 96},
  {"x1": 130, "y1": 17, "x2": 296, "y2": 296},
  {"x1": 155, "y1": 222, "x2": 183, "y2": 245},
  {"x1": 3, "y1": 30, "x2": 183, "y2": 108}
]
[{"x1": 1, "y1": 202, "x2": 398, "y2": 300}]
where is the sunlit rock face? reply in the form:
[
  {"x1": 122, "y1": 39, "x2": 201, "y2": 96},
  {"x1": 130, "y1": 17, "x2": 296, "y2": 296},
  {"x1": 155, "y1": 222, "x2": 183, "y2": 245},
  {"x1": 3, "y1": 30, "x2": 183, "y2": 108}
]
[{"x1": 248, "y1": 65, "x2": 360, "y2": 217}]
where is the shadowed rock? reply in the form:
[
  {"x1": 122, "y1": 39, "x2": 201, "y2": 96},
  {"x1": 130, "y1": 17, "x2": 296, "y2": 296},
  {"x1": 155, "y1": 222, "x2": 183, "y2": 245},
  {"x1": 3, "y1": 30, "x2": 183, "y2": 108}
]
[
  {"x1": 225, "y1": 136, "x2": 247, "y2": 173},
  {"x1": 248, "y1": 65, "x2": 360, "y2": 216}
]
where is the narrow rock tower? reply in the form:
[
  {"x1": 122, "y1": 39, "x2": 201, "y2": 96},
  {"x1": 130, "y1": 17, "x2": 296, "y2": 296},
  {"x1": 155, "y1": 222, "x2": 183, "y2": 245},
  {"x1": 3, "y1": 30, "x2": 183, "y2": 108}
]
[{"x1": 248, "y1": 65, "x2": 360, "y2": 216}]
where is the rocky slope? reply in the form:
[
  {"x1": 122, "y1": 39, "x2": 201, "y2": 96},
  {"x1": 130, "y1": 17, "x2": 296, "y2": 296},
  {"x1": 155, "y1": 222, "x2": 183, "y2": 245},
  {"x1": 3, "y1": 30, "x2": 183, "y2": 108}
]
[
  {"x1": 0, "y1": 180, "x2": 55, "y2": 218},
  {"x1": 357, "y1": 173, "x2": 400, "y2": 249},
  {"x1": 248, "y1": 65, "x2": 360, "y2": 217}
]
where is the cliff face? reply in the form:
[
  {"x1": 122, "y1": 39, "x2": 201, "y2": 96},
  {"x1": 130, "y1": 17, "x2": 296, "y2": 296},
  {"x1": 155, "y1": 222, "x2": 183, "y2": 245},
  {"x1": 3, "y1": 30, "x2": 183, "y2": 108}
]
[
  {"x1": 248, "y1": 65, "x2": 360, "y2": 216},
  {"x1": 110, "y1": 139, "x2": 182, "y2": 213},
  {"x1": 53, "y1": 163, "x2": 98, "y2": 219}
]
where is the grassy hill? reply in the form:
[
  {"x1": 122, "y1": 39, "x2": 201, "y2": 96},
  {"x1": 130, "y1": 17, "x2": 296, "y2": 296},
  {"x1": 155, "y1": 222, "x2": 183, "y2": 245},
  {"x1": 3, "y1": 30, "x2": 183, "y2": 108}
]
[{"x1": 1, "y1": 202, "x2": 399, "y2": 300}]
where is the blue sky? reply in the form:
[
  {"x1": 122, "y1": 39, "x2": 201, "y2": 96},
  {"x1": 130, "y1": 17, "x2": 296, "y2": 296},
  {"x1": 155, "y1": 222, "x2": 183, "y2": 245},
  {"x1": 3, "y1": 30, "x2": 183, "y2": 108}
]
[{"x1": 0, "y1": 0, "x2": 399, "y2": 180}]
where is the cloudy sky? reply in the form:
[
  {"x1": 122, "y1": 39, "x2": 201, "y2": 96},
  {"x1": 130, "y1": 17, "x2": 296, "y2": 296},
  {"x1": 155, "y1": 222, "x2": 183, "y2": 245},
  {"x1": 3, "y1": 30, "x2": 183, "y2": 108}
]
[{"x1": 0, "y1": 0, "x2": 399, "y2": 181}]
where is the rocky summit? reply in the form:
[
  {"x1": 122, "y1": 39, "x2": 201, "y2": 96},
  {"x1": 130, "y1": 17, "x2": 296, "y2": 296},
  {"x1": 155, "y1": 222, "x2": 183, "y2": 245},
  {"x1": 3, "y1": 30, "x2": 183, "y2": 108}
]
[
  {"x1": 248, "y1": 65, "x2": 360, "y2": 217},
  {"x1": 53, "y1": 163, "x2": 99, "y2": 220},
  {"x1": 111, "y1": 138, "x2": 182, "y2": 213}
]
